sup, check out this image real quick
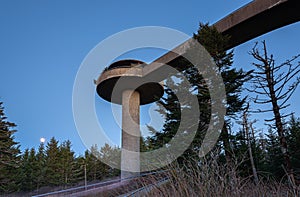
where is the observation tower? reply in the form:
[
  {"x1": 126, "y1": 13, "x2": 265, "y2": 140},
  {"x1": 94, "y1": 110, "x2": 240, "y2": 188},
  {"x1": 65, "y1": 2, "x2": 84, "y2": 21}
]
[{"x1": 96, "y1": 59, "x2": 164, "y2": 179}]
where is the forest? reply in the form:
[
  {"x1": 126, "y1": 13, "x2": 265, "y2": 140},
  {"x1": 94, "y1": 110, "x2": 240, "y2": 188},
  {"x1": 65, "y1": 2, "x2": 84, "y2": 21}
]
[{"x1": 1, "y1": 24, "x2": 300, "y2": 196}]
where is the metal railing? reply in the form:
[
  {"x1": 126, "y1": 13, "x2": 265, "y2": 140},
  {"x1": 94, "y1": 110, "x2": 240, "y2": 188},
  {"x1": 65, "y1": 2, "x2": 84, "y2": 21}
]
[
  {"x1": 121, "y1": 177, "x2": 170, "y2": 197},
  {"x1": 32, "y1": 170, "x2": 169, "y2": 197},
  {"x1": 32, "y1": 178, "x2": 120, "y2": 197}
]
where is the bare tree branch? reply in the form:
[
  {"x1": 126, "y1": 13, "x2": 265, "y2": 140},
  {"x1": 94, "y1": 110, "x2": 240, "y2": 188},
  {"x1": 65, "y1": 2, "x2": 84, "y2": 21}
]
[{"x1": 249, "y1": 41, "x2": 300, "y2": 180}]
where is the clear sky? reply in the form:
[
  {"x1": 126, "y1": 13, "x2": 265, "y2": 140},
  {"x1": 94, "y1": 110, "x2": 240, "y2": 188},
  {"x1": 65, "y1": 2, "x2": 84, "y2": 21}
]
[{"x1": 0, "y1": 0, "x2": 299, "y2": 155}]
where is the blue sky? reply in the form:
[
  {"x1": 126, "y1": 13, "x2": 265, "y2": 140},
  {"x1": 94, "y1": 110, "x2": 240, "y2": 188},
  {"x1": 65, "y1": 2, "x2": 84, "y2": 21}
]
[{"x1": 0, "y1": 0, "x2": 299, "y2": 155}]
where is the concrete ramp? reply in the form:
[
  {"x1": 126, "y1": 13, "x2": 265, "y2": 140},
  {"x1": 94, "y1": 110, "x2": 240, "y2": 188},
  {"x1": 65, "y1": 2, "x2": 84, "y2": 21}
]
[{"x1": 214, "y1": 0, "x2": 300, "y2": 48}]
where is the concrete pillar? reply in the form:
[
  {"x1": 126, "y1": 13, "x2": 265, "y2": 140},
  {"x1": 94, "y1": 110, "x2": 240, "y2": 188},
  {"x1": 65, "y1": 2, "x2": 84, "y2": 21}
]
[{"x1": 121, "y1": 90, "x2": 140, "y2": 180}]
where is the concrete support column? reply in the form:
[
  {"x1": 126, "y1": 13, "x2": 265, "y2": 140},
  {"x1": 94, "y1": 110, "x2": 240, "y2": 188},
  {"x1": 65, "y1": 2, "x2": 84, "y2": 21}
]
[{"x1": 121, "y1": 90, "x2": 140, "y2": 180}]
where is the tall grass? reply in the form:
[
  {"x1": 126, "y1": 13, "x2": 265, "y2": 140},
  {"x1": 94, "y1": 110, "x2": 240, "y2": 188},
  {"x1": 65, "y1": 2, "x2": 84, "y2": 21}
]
[{"x1": 135, "y1": 153, "x2": 300, "y2": 197}]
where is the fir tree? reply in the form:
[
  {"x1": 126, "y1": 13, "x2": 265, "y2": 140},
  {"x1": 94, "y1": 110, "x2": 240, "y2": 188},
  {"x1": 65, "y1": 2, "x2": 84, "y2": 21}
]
[
  {"x1": 60, "y1": 140, "x2": 76, "y2": 186},
  {"x1": 73, "y1": 156, "x2": 85, "y2": 183},
  {"x1": 265, "y1": 128, "x2": 285, "y2": 179},
  {"x1": 35, "y1": 142, "x2": 46, "y2": 190},
  {"x1": 287, "y1": 115, "x2": 300, "y2": 182},
  {"x1": 85, "y1": 145, "x2": 102, "y2": 181},
  {"x1": 146, "y1": 23, "x2": 251, "y2": 166},
  {"x1": 20, "y1": 149, "x2": 30, "y2": 191},
  {"x1": 194, "y1": 23, "x2": 251, "y2": 164},
  {"x1": 0, "y1": 102, "x2": 21, "y2": 193},
  {"x1": 45, "y1": 137, "x2": 62, "y2": 186},
  {"x1": 20, "y1": 148, "x2": 37, "y2": 191},
  {"x1": 99, "y1": 143, "x2": 120, "y2": 177}
]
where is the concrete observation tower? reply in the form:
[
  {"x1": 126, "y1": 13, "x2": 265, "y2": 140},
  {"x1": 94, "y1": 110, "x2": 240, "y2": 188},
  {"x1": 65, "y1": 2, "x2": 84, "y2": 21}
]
[{"x1": 96, "y1": 59, "x2": 164, "y2": 179}]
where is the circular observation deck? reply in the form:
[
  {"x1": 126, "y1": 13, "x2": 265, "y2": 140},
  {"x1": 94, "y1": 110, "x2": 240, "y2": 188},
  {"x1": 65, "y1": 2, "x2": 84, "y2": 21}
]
[{"x1": 96, "y1": 59, "x2": 164, "y2": 105}]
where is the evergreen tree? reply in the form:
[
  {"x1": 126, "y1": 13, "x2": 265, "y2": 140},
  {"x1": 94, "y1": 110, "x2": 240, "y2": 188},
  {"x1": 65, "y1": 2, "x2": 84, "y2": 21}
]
[
  {"x1": 19, "y1": 149, "x2": 30, "y2": 191},
  {"x1": 99, "y1": 143, "x2": 120, "y2": 177},
  {"x1": 265, "y1": 128, "x2": 285, "y2": 179},
  {"x1": 35, "y1": 142, "x2": 46, "y2": 190},
  {"x1": 0, "y1": 102, "x2": 21, "y2": 193},
  {"x1": 85, "y1": 145, "x2": 102, "y2": 181},
  {"x1": 194, "y1": 23, "x2": 251, "y2": 164},
  {"x1": 84, "y1": 144, "x2": 120, "y2": 181},
  {"x1": 60, "y1": 140, "x2": 77, "y2": 186},
  {"x1": 73, "y1": 156, "x2": 85, "y2": 183},
  {"x1": 146, "y1": 23, "x2": 251, "y2": 166},
  {"x1": 20, "y1": 148, "x2": 37, "y2": 191},
  {"x1": 45, "y1": 137, "x2": 62, "y2": 186},
  {"x1": 287, "y1": 115, "x2": 300, "y2": 182}
]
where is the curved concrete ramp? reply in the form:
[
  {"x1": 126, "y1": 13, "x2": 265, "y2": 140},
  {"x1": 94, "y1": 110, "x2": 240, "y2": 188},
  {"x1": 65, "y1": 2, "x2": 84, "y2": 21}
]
[
  {"x1": 214, "y1": 0, "x2": 300, "y2": 48},
  {"x1": 147, "y1": 0, "x2": 300, "y2": 73}
]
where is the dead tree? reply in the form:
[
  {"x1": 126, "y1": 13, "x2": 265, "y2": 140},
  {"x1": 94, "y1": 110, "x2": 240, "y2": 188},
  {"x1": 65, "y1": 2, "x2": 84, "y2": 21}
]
[
  {"x1": 242, "y1": 105, "x2": 259, "y2": 185},
  {"x1": 250, "y1": 41, "x2": 300, "y2": 184}
]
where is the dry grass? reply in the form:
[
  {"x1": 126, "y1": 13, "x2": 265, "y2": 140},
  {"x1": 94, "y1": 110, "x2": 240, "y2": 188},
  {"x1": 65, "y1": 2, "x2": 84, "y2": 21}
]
[{"x1": 133, "y1": 154, "x2": 300, "y2": 197}]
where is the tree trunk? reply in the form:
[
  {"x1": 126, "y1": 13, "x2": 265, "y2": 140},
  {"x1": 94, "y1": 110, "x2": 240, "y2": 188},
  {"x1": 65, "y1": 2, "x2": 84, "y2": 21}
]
[
  {"x1": 243, "y1": 110, "x2": 259, "y2": 184},
  {"x1": 264, "y1": 56, "x2": 295, "y2": 184},
  {"x1": 222, "y1": 124, "x2": 232, "y2": 165}
]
